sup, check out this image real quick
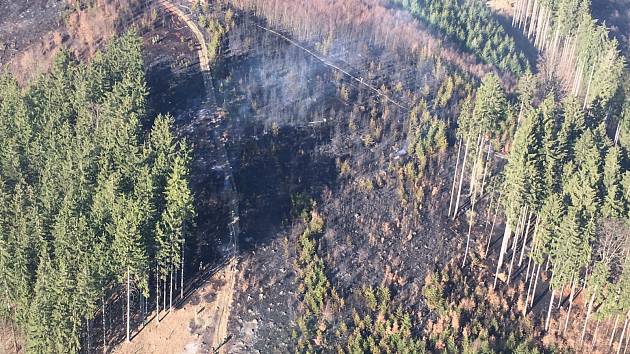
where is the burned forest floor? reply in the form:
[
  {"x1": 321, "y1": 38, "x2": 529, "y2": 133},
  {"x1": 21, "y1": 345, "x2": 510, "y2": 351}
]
[
  {"x1": 117, "y1": 1, "x2": 598, "y2": 353},
  {"x1": 1, "y1": 0, "x2": 613, "y2": 353}
]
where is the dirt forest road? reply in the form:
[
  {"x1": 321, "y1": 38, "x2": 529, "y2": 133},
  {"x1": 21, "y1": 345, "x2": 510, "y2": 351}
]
[
  {"x1": 157, "y1": 0, "x2": 209, "y2": 71},
  {"x1": 115, "y1": 1, "x2": 239, "y2": 353},
  {"x1": 160, "y1": 0, "x2": 239, "y2": 352}
]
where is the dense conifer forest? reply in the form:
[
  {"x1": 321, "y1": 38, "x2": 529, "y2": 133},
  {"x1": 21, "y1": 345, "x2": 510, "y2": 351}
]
[
  {"x1": 0, "y1": 0, "x2": 629, "y2": 353},
  {"x1": 0, "y1": 32, "x2": 194, "y2": 352}
]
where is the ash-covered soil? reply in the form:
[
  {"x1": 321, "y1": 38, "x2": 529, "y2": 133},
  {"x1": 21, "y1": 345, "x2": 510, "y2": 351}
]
[
  {"x1": 141, "y1": 5, "x2": 231, "y2": 274},
  {"x1": 0, "y1": 1, "x2": 497, "y2": 352},
  {"x1": 210, "y1": 12, "x2": 467, "y2": 352},
  {"x1": 0, "y1": 0, "x2": 64, "y2": 64},
  {"x1": 1, "y1": 0, "x2": 156, "y2": 83}
]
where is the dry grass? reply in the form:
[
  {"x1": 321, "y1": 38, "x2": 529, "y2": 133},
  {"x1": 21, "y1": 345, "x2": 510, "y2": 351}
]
[
  {"x1": 7, "y1": 0, "x2": 139, "y2": 84},
  {"x1": 113, "y1": 266, "x2": 233, "y2": 354},
  {"x1": 230, "y1": 0, "x2": 499, "y2": 81}
]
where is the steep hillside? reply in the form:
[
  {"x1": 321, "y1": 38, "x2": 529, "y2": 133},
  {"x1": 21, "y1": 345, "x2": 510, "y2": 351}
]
[{"x1": 1, "y1": 0, "x2": 629, "y2": 353}]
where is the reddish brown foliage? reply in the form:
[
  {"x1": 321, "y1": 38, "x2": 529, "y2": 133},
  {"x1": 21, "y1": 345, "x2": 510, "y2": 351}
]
[
  {"x1": 6, "y1": 0, "x2": 141, "y2": 84},
  {"x1": 230, "y1": 0, "x2": 500, "y2": 80}
]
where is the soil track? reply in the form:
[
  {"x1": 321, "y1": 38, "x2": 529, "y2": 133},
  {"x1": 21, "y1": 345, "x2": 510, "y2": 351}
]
[
  {"x1": 151, "y1": 1, "x2": 240, "y2": 352},
  {"x1": 152, "y1": 1, "x2": 240, "y2": 352},
  {"x1": 157, "y1": 0, "x2": 210, "y2": 71}
]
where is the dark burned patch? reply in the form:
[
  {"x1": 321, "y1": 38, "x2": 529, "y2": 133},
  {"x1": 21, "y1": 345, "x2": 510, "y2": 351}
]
[
  {"x1": 142, "y1": 8, "x2": 206, "y2": 118},
  {"x1": 320, "y1": 172, "x2": 458, "y2": 299},
  {"x1": 137, "y1": 4, "x2": 475, "y2": 352},
  {"x1": 189, "y1": 293, "x2": 202, "y2": 306},
  {"x1": 203, "y1": 9, "x2": 471, "y2": 352},
  {"x1": 0, "y1": 0, "x2": 63, "y2": 64},
  {"x1": 142, "y1": 7, "x2": 232, "y2": 274},
  {"x1": 230, "y1": 124, "x2": 337, "y2": 251},
  {"x1": 229, "y1": 234, "x2": 300, "y2": 352}
]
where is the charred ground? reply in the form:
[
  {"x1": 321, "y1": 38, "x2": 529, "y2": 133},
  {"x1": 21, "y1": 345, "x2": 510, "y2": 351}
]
[{"x1": 2, "y1": 0, "x2": 627, "y2": 353}]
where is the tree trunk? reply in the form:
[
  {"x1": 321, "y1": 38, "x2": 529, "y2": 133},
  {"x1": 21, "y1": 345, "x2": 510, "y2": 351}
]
[
  {"x1": 542, "y1": 10, "x2": 551, "y2": 48},
  {"x1": 523, "y1": 0, "x2": 534, "y2": 30},
  {"x1": 156, "y1": 269, "x2": 160, "y2": 324},
  {"x1": 514, "y1": 0, "x2": 521, "y2": 27},
  {"x1": 163, "y1": 274, "x2": 166, "y2": 316},
  {"x1": 526, "y1": 0, "x2": 535, "y2": 31},
  {"x1": 531, "y1": 263, "x2": 541, "y2": 307},
  {"x1": 453, "y1": 135, "x2": 471, "y2": 220},
  {"x1": 448, "y1": 138, "x2": 463, "y2": 217},
  {"x1": 126, "y1": 267, "x2": 131, "y2": 342},
  {"x1": 508, "y1": 207, "x2": 527, "y2": 281},
  {"x1": 550, "y1": 27, "x2": 560, "y2": 62},
  {"x1": 534, "y1": 6, "x2": 544, "y2": 47},
  {"x1": 525, "y1": 255, "x2": 532, "y2": 280},
  {"x1": 484, "y1": 189, "x2": 495, "y2": 231},
  {"x1": 625, "y1": 323, "x2": 630, "y2": 354},
  {"x1": 87, "y1": 317, "x2": 91, "y2": 353},
  {"x1": 569, "y1": 40, "x2": 578, "y2": 80},
  {"x1": 624, "y1": 323, "x2": 629, "y2": 354},
  {"x1": 560, "y1": 38, "x2": 568, "y2": 69},
  {"x1": 523, "y1": 0, "x2": 532, "y2": 28},
  {"x1": 525, "y1": 214, "x2": 540, "y2": 279},
  {"x1": 524, "y1": 261, "x2": 537, "y2": 314},
  {"x1": 512, "y1": 0, "x2": 518, "y2": 26},
  {"x1": 557, "y1": 282, "x2": 566, "y2": 310},
  {"x1": 583, "y1": 60, "x2": 596, "y2": 109},
  {"x1": 468, "y1": 134, "x2": 484, "y2": 200},
  {"x1": 530, "y1": 0, "x2": 539, "y2": 39},
  {"x1": 102, "y1": 293, "x2": 106, "y2": 354},
  {"x1": 545, "y1": 289, "x2": 555, "y2": 331},
  {"x1": 545, "y1": 256, "x2": 550, "y2": 272},
  {"x1": 462, "y1": 208, "x2": 474, "y2": 268},
  {"x1": 169, "y1": 267, "x2": 173, "y2": 312},
  {"x1": 519, "y1": 0, "x2": 530, "y2": 29},
  {"x1": 463, "y1": 136, "x2": 484, "y2": 268},
  {"x1": 518, "y1": 211, "x2": 535, "y2": 266},
  {"x1": 615, "y1": 120, "x2": 622, "y2": 145},
  {"x1": 617, "y1": 312, "x2": 629, "y2": 354},
  {"x1": 485, "y1": 193, "x2": 501, "y2": 258},
  {"x1": 611, "y1": 314, "x2": 620, "y2": 347},
  {"x1": 592, "y1": 319, "x2": 600, "y2": 349},
  {"x1": 479, "y1": 141, "x2": 492, "y2": 197},
  {"x1": 541, "y1": 11, "x2": 551, "y2": 49},
  {"x1": 575, "y1": 61, "x2": 585, "y2": 97},
  {"x1": 7, "y1": 308, "x2": 17, "y2": 354},
  {"x1": 494, "y1": 222, "x2": 512, "y2": 289},
  {"x1": 581, "y1": 289, "x2": 597, "y2": 343},
  {"x1": 181, "y1": 239, "x2": 185, "y2": 300},
  {"x1": 563, "y1": 278, "x2": 576, "y2": 334},
  {"x1": 511, "y1": 207, "x2": 527, "y2": 251},
  {"x1": 521, "y1": 0, "x2": 529, "y2": 29},
  {"x1": 572, "y1": 60, "x2": 581, "y2": 95},
  {"x1": 507, "y1": 240, "x2": 518, "y2": 281},
  {"x1": 537, "y1": 7, "x2": 544, "y2": 46}
]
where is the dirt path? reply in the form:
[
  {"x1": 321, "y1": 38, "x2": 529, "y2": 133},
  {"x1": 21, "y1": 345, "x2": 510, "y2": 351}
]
[
  {"x1": 113, "y1": 267, "x2": 226, "y2": 354},
  {"x1": 160, "y1": 1, "x2": 239, "y2": 350},
  {"x1": 115, "y1": 2, "x2": 239, "y2": 353},
  {"x1": 207, "y1": 259, "x2": 237, "y2": 352},
  {"x1": 157, "y1": 0, "x2": 210, "y2": 71},
  {"x1": 206, "y1": 112, "x2": 241, "y2": 352}
]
